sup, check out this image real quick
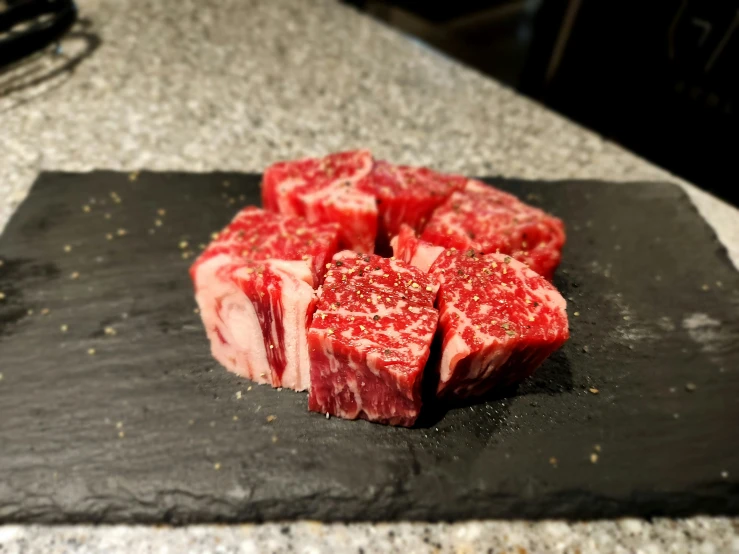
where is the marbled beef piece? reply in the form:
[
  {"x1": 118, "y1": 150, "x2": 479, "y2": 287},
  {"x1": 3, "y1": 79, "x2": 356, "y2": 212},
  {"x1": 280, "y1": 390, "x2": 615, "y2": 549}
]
[
  {"x1": 390, "y1": 223, "x2": 446, "y2": 273},
  {"x1": 191, "y1": 207, "x2": 340, "y2": 391},
  {"x1": 357, "y1": 162, "x2": 467, "y2": 253},
  {"x1": 261, "y1": 150, "x2": 377, "y2": 254},
  {"x1": 308, "y1": 251, "x2": 438, "y2": 426},
  {"x1": 421, "y1": 180, "x2": 565, "y2": 279},
  {"x1": 430, "y1": 249, "x2": 569, "y2": 398}
]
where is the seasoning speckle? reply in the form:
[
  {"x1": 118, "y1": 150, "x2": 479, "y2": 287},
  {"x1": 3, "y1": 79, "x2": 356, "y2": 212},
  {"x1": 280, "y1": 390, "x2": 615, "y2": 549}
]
[
  {"x1": 266, "y1": 415, "x2": 277, "y2": 423},
  {"x1": 115, "y1": 421, "x2": 123, "y2": 429},
  {"x1": 41, "y1": 308, "x2": 50, "y2": 315},
  {"x1": 235, "y1": 391, "x2": 242, "y2": 399},
  {"x1": 82, "y1": 205, "x2": 91, "y2": 213},
  {"x1": 574, "y1": 311, "x2": 580, "y2": 317},
  {"x1": 70, "y1": 271, "x2": 80, "y2": 280},
  {"x1": 590, "y1": 453, "x2": 599, "y2": 464},
  {"x1": 213, "y1": 462, "x2": 221, "y2": 471},
  {"x1": 685, "y1": 382, "x2": 697, "y2": 392},
  {"x1": 106, "y1": 233, "x2": 113, "y2": 240},
  {"x1": 589, "y1": 387, "x2": 599, "y2": 394},
  {"x1": 157, "y1": 209, "x2": 166, "y2": 216},
  {"x1": 64, "y1": 245, "x2": 72, "y2": 253},
  {"x1": 87, "y1": 348, "x2": 96, "y2": 355},
  {"x1": 549, "y1": 457, "x2": 558, "y2": 467},
  {"x1": 118, "y1": 431, "x2": 125, "y2": 438},
  {"x1": 0, "y1": 292, "x2": 5, "y2": 301},
  {"x1": 60, "y1": 324, "x2": 68, "y2": 332},
  {"x1": 104, "y1": 326, "x2": 117, "y2": 336},
  {"x1": 179, "y1": 240, "x2": 189, "y2": 249},
  {"x1": 116, "y1": 228, "x2": 127, "y2": 237}
]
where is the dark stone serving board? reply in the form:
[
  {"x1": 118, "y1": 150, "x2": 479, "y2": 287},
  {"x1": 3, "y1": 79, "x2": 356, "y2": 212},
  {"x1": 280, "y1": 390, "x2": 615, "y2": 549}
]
[{"x1": 0, "y1": 171, "x2": 737, "y2": 524}]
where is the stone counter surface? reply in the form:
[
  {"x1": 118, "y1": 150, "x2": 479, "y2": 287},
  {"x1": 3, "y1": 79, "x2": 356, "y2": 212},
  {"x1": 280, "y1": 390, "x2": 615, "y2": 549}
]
[{"x1": 1, "y1": 0, "x2": 737, "y2": 552}]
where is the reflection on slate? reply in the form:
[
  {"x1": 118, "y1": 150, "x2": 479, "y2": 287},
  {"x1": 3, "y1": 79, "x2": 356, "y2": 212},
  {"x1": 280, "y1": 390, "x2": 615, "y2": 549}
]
[{"x1": 0, "y1": 172, "x2": 737, "y2": 523}]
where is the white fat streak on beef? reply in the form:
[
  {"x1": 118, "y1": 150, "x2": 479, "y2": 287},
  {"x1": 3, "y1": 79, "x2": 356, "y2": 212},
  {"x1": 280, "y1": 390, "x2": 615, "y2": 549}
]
[
  {"x1": 194, "y1": 255, "x2": 271, "y2": 383},
  {"x1": 391, "y1": 225, "x2": 445, "y2": 273},
  {"x1": 193, "y1": 254, "x2": 316, "y2": 391}
]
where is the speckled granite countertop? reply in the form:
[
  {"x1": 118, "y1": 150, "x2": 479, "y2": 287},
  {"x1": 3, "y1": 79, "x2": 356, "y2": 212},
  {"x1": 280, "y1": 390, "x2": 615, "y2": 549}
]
[{"x1": 1, "y1": 0, "x2": 737, "y2": 552}]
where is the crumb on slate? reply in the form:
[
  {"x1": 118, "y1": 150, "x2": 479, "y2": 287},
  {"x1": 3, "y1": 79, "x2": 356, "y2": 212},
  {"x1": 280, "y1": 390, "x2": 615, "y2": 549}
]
[
  {"x1": 235, "y1": 391, "x2": 242, "y2": 400},
  {"x1": 60, "y1": 324, "x2": 68, "y2": 332},
  {"x1": 272, "y1": 435, "x2": 278, "y2": 443},
  {"x1": 82, "y1": 205, "x2": 91, "y2": 213},
  {"x1": 70, "y1": 271, "x2": 80, "y2": 280},
  {"x1": 685, "y1": 383, "x2": 697, "y2": 392},
  {"x1": 106, "y1": 233, "x2": 113, "y2": 240},
  {"x1": 104, "y1": 326, "x2": 117, "y2": 336},
  {"x1": 233, "y1": 415, "x2": 239, "y2": 421},
  {"x1": 590, "y1": 453, "x2": 599, "y2": 464},
  {"x1": 247, "y1": 386, "x2": 252, "y2": 391},
  {"x1": 41, "y1": 308, "x2": 50, "y2": 315},
  {"x1": 88, "y1": 348, "x2": 96, "y2": 355},
  {"x1": 574, "y1": 311, "x2": 580, "y2": 316},
  {"x1": 179, "y1": 241, "x2": 189, "y2": 249},
  {"x1": 194, "y1": 308, "x2": 200, "y2": 314},
  {"x1": 116, "y1": 228, "x2": 127, "y2": 237},
  {"x1": 549, "y1": 457, "x2": 557, "y2": 467},
  {"x1": 0, "y1": 292, "x2": 5, "y2": 300},
  {"x1": 104, "y1": 213, "x2": 111, "y2": 220},
  {"x1": 64, "y1": 245, "x2": 72, "y2": 252},
  {"x1": 594, "y1": 444, "x2": 602, "y2": 452},
  {"x1": 116, "y1": 421, "x2": 123, "y2": 429},
  {"x1": 266, "y1": 415, "x2": 276, "y2": 423},
  {"x1": 155, "y1": 219, "x2": 163, "y2": 227},
  {"x1": 589, "y1": 387, "x2": 599, "y2": 394},
  {"x1": 213, "y1": 462, "x2": 221, "y2": 470},
  {"x1": 118, "y1": 431, "x2": 125, "y2": 438},
  {"x1": 157, "y1": 209, "x2": 166, "y2": 216},
  {"x1": 129, "y1": 172, "x2": 138, "y2": 181}
]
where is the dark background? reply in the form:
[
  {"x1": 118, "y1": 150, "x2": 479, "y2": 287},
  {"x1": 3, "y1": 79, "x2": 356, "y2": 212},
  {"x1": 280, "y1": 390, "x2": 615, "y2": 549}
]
[{"x1": 342, "y1": 0, "x2": 738, "y2": 207}]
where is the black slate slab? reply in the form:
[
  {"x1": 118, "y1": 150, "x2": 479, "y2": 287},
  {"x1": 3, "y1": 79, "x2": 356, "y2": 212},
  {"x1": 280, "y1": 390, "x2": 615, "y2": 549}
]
[{"x1": 0, "y1": 171, "x2": 737, "y2": 523}]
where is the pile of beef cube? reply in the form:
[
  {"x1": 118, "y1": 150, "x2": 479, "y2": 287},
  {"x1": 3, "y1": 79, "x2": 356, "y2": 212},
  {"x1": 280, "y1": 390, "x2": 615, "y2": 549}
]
[{"x1": 191, "y1": 150, "x2": 569, "y2": 426}]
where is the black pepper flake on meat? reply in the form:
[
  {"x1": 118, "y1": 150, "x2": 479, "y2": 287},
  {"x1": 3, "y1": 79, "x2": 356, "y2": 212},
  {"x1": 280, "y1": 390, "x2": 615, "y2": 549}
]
[
  {"x1": 504, "y1": 256, "x2": 512, "y2": 264},
  {"x1": 363, "y1": 255, "x2": 371, "y2": 262},
  {"x1": 465, "y1": 249, "x2": 476, "y2": 258},
  {"x1": 384, "y1": 349, "x2": 392, "y2": 356},
  {"x1": 373, "y1": 315, "x2": 380, "y2": 321},
  {"x1": 335, "y1": 261, "x2": 343, "y2": 266}
]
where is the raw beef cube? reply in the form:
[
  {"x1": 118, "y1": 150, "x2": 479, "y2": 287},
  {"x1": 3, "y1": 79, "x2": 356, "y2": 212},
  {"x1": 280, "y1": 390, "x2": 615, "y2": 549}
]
[
  {"x1": 262, "y1": 150, "x2": 377, "y2": 253},
  {"x1": 430, "y1": 250, "x2": 569, "y2": 398},
  {"x1": 390, "y1": 224, "x2": 445, "y2": 273},
  {"x1": 421, "y1": 180, "x2": 565, "y2": 279},
  {"x1": 191, "y1": 207, "x2": 341, "y2": 391},
  {"x1": 308, "y1": 251, "x2": 438, "y2": 426},
  {"x1": 358, "y1": 161, "x2": 467, "y2": 253}
]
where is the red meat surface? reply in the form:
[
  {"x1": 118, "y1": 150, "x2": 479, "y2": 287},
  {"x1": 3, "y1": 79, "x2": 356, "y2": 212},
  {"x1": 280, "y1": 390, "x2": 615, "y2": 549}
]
[
  {"x1": 420, "y1": 180, "x2": 565, "y2": 279},
  {"x1": 307, "y1": 251, "x2": 438, "y2": 426},
  {"x1": 357, "y1": 162, "x2": 467, "y2": 253},
  {"x1": 191, "y1": 207, "x2": 341, "y2": 391},
  {"x1": 390, "y1": 224, "x2": 445, "y2": 273},
  {"x1": 261, "y1": 150, "x2": 377, "y2": 253},
  {"x1": 430, "y1": 250, "x2": 569, "y2": 398}
]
